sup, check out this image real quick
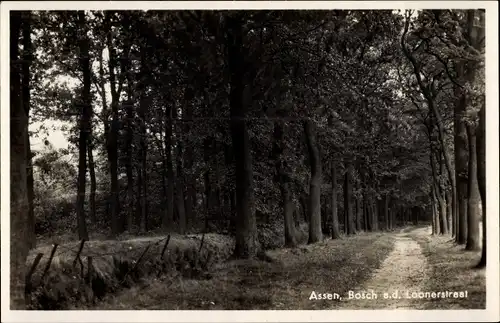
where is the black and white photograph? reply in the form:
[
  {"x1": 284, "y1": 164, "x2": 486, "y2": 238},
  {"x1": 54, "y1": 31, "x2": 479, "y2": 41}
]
[{"x1": 1, "y1": 1, "x2": 498, "y2": 322}]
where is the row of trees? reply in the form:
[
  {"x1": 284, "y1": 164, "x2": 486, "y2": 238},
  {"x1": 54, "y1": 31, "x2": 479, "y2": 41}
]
[
  {"x1": 10, "y1": 9, "x2": 485, "y2": 309},
  {"x1": 399, "y1": 10, "x2": 486, "y2": 262}
]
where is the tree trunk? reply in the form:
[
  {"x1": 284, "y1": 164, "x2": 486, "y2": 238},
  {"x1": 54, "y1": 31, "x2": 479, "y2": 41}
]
[
  {"x1": 273, "y1": 120, "x2": 297, "y2": 246},
  {"x1": 141, "y1": 150, "x2": 148, "y2": 232},
  {"x1": 364, "y1": 194, "x2": 371, "y2": 231},
  {"x1": 97, "y1": 46, "x2": 112, "y2": 224},
  {"x1": 446, "y1": 189, "x2": 453, "y2": 234},
  {"x1": 176, "y1": 137, "x2": 187, "y2": 234},
  {"x1": 465, "y1": 9, "x2": 485, "y2": 259},
  {"x1": 375, "y1": 201, "x2": 385, "y2": 231},
  {"x1": 371, "y1": 194, "x2": 379, "y2": 231},
  {"x1": 321, "y1": 197, "x2": 328, "y2": 234},
  {"x1": 331, "y1": 163, "x2": 341, "y2": 239},
  {"x1": 75, "y1": 11, "x2": 90, "y2": 241},
  {"x1": 383, "y1": 194, "x2": 390, "y2": 231},
  {"x1": 22, "y1": 12, "x2": 36, "y2": 250},
  {"x1": 455, "y1": 94, "x2": 469, "y2": 244},
  {"x1": 230, "y1": 189, "x2": 237, "y2": 228},
  {"x1": 433, "y1": 188, "x2": 441, "y2": 235},
  {"x1": 282, "y1": 181, "x2": 297, "y2": 247},
  {"x1": 203, "y1": 138, "x2": 214, "y2": 225},
  {"x1": 476, "y1": 104, "x2": 486, "y2": 267},
  {"x1": 163, "y1": 104, "x2": 175, "y2": 232},
  {"x1": 430, "y1": 147, "x2": 444, "y2": 234},
  {"x1": 10, "y1": 11, "x2": 29, "y2": 309},
  {"x1": 465, "y1": 8, "x2": 485, "y2": 264},
  {"x1": 438, "y1": 190, "x2": 448, "y2": 235},
  {"x1": 136, "y1": 168, "x2": 143, "y2": 230},
  {"x1": 304, "y1": 120, "x2": 323, "y2": 243},
  {"x1": 437, "y1": 151, "x2": 449, "y2": 234},
  {"x1": 88, "y1": 141, "x2": 97, "y2": 224},
  {"x1": 26, "y1": 135, "x2": 36, "y2": 249},
  {"x1": 108, "y1": 128, "x2": 119, "y2": 234},
  {"x1": 106, "y1": 14, "x2": 121, "y2": 236},
  {"x1": 431, "y1": 198, "x2": 436, "y2": 234},
  {"x1": 224, "y1": 143, "x2": 236, "y2": 231},
  {"x1": 185, "y1": 178, "x2": 195, "y2": 229},
  {"x1": 344, "y1": 165, "x2": 355, "y2": 235},
  {"x1": 356, "y1": 194, "x2": 363, "y2": 232},
  {"x1": 465, "y1": 122, "x2": 481, "y2": 250},
  {"x1": 124, "y1": 137, "x2": 134, "y2": 231},
  {"x1": 430, "y1": 191, "x2": 438, "y2": 235},
  {"x1": 226, "y1": 16, "x2": 260, "y2": 257},
  {"x1": 390, "y1": 205, "x2": 395, "y2": 230},
  {"x1": 355, "y1": 183, "x2": 362, "y2": 232},
  {"x1": 183, "y1": 87, "x2": 195, "y2": 229},
  {"x1": 300, "y1": 194, "x2": 308, "y2": 223},
  {"x1": 124, "y1": 86, "x2": 134, "y2": 231}
]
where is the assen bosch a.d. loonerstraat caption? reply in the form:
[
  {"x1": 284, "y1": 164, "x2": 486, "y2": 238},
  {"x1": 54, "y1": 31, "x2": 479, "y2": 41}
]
[{"x1": 308, "y1": 290, "x2": 468, "y2": 301}]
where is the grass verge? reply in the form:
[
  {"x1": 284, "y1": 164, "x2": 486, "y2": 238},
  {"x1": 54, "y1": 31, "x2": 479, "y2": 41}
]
[
  {"x1": 90, "y1": 232, "x2": 394, "y2": 310},
  {"x1": 407, "y1": 227, "x2": 486, "y2": 309}
]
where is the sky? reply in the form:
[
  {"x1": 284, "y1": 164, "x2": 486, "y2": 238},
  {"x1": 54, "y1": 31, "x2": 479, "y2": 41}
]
[
  {"x1": 29, "y1": 120, "x2": 70, "y2": 151},
  {"x1": 29, "y1": 40, "x2": 111, "y2": 154}
]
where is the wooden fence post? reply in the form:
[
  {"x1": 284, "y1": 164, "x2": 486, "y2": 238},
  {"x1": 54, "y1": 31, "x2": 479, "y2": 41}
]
[
  {"x1": 41, "y1": 244, "x2": 58, "y2": 281},
  {"x1": 87, "y1": 256, "x2": 94, "y2": 304},
  {"x1": 72, "y1": 239, "x2": 86, "y2": 268}
]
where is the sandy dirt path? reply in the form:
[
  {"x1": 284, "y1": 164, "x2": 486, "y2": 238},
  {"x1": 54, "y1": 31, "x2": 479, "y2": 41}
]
[{"x1": 339, "y1": 232, "x2": 430, "y2": 309}]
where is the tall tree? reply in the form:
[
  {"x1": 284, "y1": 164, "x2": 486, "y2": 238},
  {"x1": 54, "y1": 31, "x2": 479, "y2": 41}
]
[
  {"x1": 304, "y1": 119, "x2": 323, "y2": 243},
  {"x1": 124, "y1": 96, "x2": 135, "y2": 230},
  {"x1": 344, "y1": 164, "x2": 355, "y2": 235},
  {"x1": 465, "y1": 119, "x2": 480, "y2": 250},
  {"x1": 176, "y1": 126, "x2": 187, "y2": 234},
  {"x1": 75, "y1": 11, "x2": 91, "y2": 240},
  {"x1": 123, "y1": 35, "x2": 135, "y2": 232},
  {"x1": 330, "y1": 163, "x2": 341, "y2": 239},
  {"x1": 162, "y1": 102, "x2": 175, "y2": 232},
  {"x1": 105, "y1": 12, "x2": 122, "y2": 236},
  {"x1": 476, "y1": 104, "x2": 486, "y2": 267},
  {"x1": 137, "y1": 46, "x2": 149, "y2": 233},
  {"x1": 87, "y1": 136, "x2": 97, "y2": 224},
  {"x1": 22, "y1": 11, "x2": 36, "y2": 249},
  {"x1": 10, "y1": 11, "x2": 30, "y2": 310},
  {"x1": 454, "y1": 81, "x2": 469, "y2": 244},
  {"x1": 226, "y1": 15, "x2": 260, "y2": 257},
  {"x1": 355, "y1": 183, "x2": 363, "y2": 232},
  {"x1": 273, "y1": 119, "x2": 297, "y2": 246}
]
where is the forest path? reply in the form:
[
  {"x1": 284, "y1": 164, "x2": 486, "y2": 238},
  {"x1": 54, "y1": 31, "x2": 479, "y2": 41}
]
[{"x1": 338, "y1": 229, "x2": 430, "y2": 309}]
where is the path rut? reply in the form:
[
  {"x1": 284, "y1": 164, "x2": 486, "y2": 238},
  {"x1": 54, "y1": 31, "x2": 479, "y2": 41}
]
[{"x1": 339, "y1": 232, "x2": 430, "y2": 309}]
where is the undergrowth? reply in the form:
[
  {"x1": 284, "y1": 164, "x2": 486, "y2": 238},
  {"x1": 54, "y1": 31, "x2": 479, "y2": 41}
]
[{"x1": 25, "y1": 221, "x2": 309, "y2": 310}]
